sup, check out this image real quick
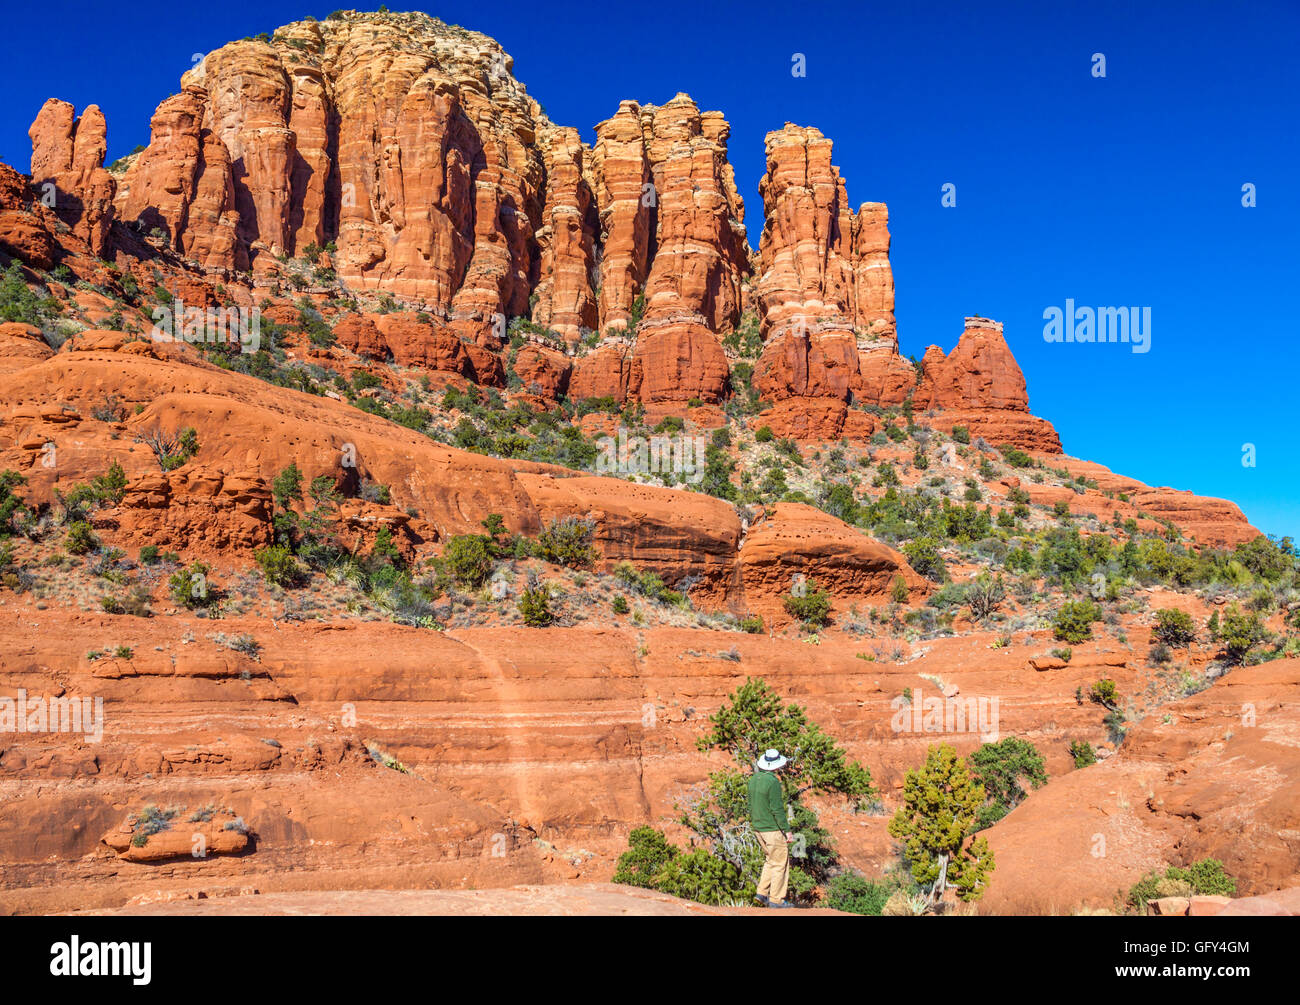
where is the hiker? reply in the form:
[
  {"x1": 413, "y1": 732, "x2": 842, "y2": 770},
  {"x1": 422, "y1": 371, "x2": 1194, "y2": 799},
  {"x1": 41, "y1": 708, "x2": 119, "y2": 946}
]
[{"x1": 749, "y1": 748, "x2": 792, "y2": 908}]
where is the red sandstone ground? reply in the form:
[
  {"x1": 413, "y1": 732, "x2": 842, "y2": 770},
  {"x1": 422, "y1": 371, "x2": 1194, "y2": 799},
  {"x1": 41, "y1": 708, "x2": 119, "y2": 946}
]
[{"x1": 0, "y1": 10, "x2": 1294, "y2": 918}]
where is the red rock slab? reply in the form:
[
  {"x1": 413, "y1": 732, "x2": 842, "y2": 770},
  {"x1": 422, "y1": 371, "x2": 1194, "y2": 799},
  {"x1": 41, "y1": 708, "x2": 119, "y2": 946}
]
[{"x1": 70, "y1": 883, "x2": 847, "y2": 916}]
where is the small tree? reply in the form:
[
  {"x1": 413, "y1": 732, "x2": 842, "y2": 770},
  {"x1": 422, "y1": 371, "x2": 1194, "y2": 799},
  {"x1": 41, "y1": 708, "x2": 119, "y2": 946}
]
[
  {"x1": 0, "y1": 470, "x2": 27, "y2": 535},
  {"x1": 255, "y1": 545, "x2": 301, "y2": 587},
  {"x1": 1069, "y1": 740, "x2": 1097, "y2": 768},
  {"x1": 783, "y1": 579, "x2": 832, "y2": 628},
  {"x1": 442, "y1": 534, "x2": 493, "y2": 588},
  {"x1": 1053, "y1": 599, "x2": 1102, "y2": 643},
  {"x1": 1088, "y1": 678, "x2": 1121, "y2": 712},
  {"x1": 968, "y1": 737, "x2": 1047, "y2": 828},
  {"x1": 92, "y1": 461, "x2": 129, "y2": 506},
  {"x1": 888, "y1": 744, "x2": 995, "y2": 908},
  {"x1": 518, "y1": 573, "x2": 554, "y2": 626},
  {"x1": 675, "y1": 679, "x2": 875, "y2": 904},
  {"x1": 138, "y1": 427, "x2": 199, "y2": 471},
  {"x1": 272, "y1": 463, "x2": 304, "y2": 510},
  {"x1": 612, "y1": 826, "x2": 679, "y2": 889},
  {"x1": 1152, "y1": 608, "x2": 1196, "y2": 649},
  {"x1": 697, "y1": 678, "x2": 874, "y2": 802},
  {"x1": 1220, "y1": 603, "x2": 1266, "y2": 664},
  {"x1": 534, "y1": 517, "x2": 596, "y2": 568},
  {"x1": 65, "y1": 520, "x2": 99, "y2": 555},
  {"x1": 169, "y1": 561, "x2": 217, "y2": 610}
]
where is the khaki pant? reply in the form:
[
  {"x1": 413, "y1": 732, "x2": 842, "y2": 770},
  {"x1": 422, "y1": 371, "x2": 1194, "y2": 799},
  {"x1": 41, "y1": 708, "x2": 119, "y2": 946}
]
[{"x1": 755, "y1": 829, "x2": 789, "y2": 903}]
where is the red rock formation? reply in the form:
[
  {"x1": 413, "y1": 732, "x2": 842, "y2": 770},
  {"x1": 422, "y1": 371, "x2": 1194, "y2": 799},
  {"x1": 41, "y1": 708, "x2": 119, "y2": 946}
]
[
  {"x1": 752, "y1": 398, "x2": 877, "y2": 442},
  {"x1": 754, "y1": 124, "x2": 894, "y2": 342},
  {"x1": 640, "y1": 95, "x2": 748, "y2": 333},
  {"x1": 628, "y1": 322, "x2": 730, "y2": 405},
  {"x1": 27, "y1": 99, "x2": 116, "y2": 257},
  {"x1": 738, "y1": 502, "x2": 928, "y2": 626},
  {"x1": 372, "y1": 313, "x2": 501, "y2": 384},
  {"x1": 591, "y1": 100, "x2": 652, "y2": 331},
  {"x1": 332, "y1": 313, "x2": 390, "y2": 361},
  {"x1": 913, "y1": 317, "x2": 1062, "y2": 452},
  {"x1": 0, "y1": 164, "x2": 59, "y2": 269},
  {"x1": 982, "y1": 658, "x2": 1300, "y2": 913},
  {"x1": 569, "y1": 342, "x2": 632, "y2": 404},
  {"x1": 514, "y1": 345, "x2": 572, "y2": 399},
  {"x1": 533, "y1": 126, "x2": 598, "y2": 342},
  {"x1": 915, "y1": 316, "x2": 1030, "y2": 411},
  {"x1": 183, "y1": 129, "x2": 246, "y2": 271},
  {"x1": 752, "y1": 123, "x2": 912, "y2": 428},
  {"x1": 113, "y1": 88, "x2": 245, "y2": 273},
  {"x1": 114, "y1": 465, "x2": 275, "y2": 557},
  {"x1": 285, "y1": 62, "x2": 335, "y2": 254},
  {"x1": 0, "y1": 322, "x2": 54, "y2": 374},
  {"x1": 193, "y1": 43, "x2": 295, "y2": 258}
]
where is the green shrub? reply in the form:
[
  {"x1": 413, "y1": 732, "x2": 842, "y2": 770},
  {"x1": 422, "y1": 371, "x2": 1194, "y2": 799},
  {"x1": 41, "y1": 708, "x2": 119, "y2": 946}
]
[
  {"x1": 1053, "y1": 599, "x2": 1102, "y2": 643},
  {"x1": 0, "y1": 262, "x2": 60, "y2": 325},
  {"x1": 903, "y1": 537, "x2": 946, "y2": 582},
  {"x1": 655, "y1": 848, "x2": 751, "y2": 906},
  {"x1": 1069, "y1": 740, "x2": 1096, "y2": 768},
  {"x1": 754, "y1": 425, "x2": 774, "y2": 443},
  {"x1": 1127, "y1": 859, "x2": 1236, "y2": 909},
  {"x1": 824, "y1": 872, "x2": 896, "y2": 916},
  {"x1": 65, "y1": 520, "x2": 99, "y2": 555},
  {"x1": 1220, "y1": 603, "x2": 1266, "y2": 663},
  {"x1": 442, "y1": 534, "x2": 494, "y2": 587},
  {"x1": 91, "y1": 462, "x2": 128, "y2": 506},
  {"x1": 1127, "y1": 870, "x2": 1189, "y2": 909},
  {"x1": 739, "y1": 615, "x2": 764, "y2": 634},
  {"x1": 968, "y1": 737, "x2": 1047, "y2": 831},
  {"x1": 1000, "y1": 445, "x2": 1034, "y2": 468},
  {"x1": 130, "y1": 804, "x2": 178, "y2": 846},
  {"x1": 783, "y1": 579, "x2": 831, "y2": 627},
  {"x1": 255, "y1": 545, "x2": 301, "y2": 587},
  {"x1": 0, "y1": 470, "x2": 27, "y2": 536},
  {"x1": 1166, "y1": 858, "x2": 1237, "y2": 897},
  {"x1": 612, "y1": 594, "x2": 629, "y2": 615},
  {"x1": 966, "y1": 572, "x2": 1006, "y2": 621},
  {"x1": 518, "y1": 576, "x2": 554, "y2": 627},
  {"x1": 1153, "y1": 608, "x2": 1196, "y2": 648},
  {"x1": 1089, "y1": 678, "x2": 1120, "y2": 709},
  {"x1": 871, "y1": 461, "x2": 900, "y2": 488},
  {"x1": 534, "y1": 517, "x2": 596, "y2": 568},
  {"x1": 169, "y1": 561, "x2": 216, "y2": 609},
  {"x1": 612, "y1": 826, "x2": 679, "y2": 889}
]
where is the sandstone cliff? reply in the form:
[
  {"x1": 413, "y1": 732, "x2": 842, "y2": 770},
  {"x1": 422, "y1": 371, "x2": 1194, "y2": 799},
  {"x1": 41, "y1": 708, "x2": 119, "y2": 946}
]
[{"x1": 22, "y1": 10, "x2": 1060, "y2": 450}]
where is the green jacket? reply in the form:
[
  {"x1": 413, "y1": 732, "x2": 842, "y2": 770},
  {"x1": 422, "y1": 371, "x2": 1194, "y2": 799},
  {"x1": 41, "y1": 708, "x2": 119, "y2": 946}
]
[{"x1": 748, "y1": 769, "x2": 789, "y2": 833}]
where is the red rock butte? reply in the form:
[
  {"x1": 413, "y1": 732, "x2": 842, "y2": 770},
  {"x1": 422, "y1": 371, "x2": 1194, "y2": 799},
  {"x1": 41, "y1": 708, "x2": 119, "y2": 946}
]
[{"x1": 15, "y1": 11, "x2": 1069, "y2": 449}]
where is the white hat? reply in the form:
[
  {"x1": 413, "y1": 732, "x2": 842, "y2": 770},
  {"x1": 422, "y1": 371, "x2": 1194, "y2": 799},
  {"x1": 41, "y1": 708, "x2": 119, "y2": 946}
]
[{"x1": 756, "y1": 749, "x2": 788, "y2": 771}]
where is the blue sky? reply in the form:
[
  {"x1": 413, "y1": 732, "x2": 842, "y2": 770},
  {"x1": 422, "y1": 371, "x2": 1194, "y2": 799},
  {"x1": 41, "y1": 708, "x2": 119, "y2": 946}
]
[{"x1": 1, "y1": 1, "x2": 1296, "y2": 538}]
